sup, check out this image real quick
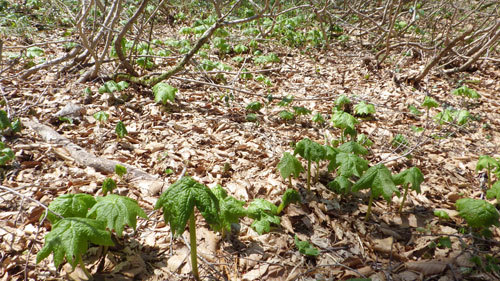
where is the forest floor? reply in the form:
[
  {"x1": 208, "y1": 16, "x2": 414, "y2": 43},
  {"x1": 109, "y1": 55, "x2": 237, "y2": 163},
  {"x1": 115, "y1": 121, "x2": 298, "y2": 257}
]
[{"x1": 1, "y1": 25, "x2": 500, "y2": 281}]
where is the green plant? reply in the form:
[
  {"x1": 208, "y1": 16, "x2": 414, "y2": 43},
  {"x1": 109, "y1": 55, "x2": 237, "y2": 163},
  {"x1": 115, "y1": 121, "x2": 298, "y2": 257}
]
[
  {"x1": 408, "y1": 104, "x2": 423, "y2": 116},
  {"x1": 115, "y1": 164, "x2": 127, "y2": 178},
  {"x1": 153, "y1": 83, "x2": 178, "y2": 105},
  {"x1": 331, "y1": 110, "x2": 359, "y2": 143},
  {"x1": 421, "y1": 96, "x2": 439, "y2": 120},
  {"x1": 277, "y1": 95, "x2": 294, "y2": 107},
  {"x1": 246, "y1": 101, "x2": 263, "y2": 112},
  {"x1": 456, "y1": 198, "x2": 499, "y2": 229},
  {"x1": 246, "y1": 198, "x2": 280, "y2": 235},
  {"x1": 0, "y1": 110, "x2": 21, "y2": 134},
  {"x1": 277, "y1": 189, "x2": 301, "y2": 214},
  {"x1": 294, "y1": 138, "x2": 326, "y2": 191},
  {"x1": 334, "y1": 95, "x2": 352, "y2": 111},
  {"x1": 452, "y1": 85, "x2": 480, "y2": 99},
  {"x1": 210, "y1": 184, "x2": 247, "y2": 236},
  {"x1": 294, "y1": 235, "x2": 319, "y2": 257},
  {"x1": 277, "y1": 152, "x2": 304, "y2": 188},
  {"x1": 0, "y1": 142, "x2": 14, "y2": 166},
  {"x1": 476, "y1": 155, "x2": 500, "y2": 190},
  {"x1": 98, "y1": 81, "x2": 129, "y2": 94},
  {"x1": 102, "y1": 178, "x2": 117, "y2": 196},
  {"x1": 279, "y1": 110, "x2": 294, "y2": 121},
  {"x1": 434, "y1": 210, "x2": 450, "y2": 220},
  {"x1": 393, "y1": 167, "x2": 424, "y2": 212},
  {"x1": 312, "y1": 113, "x2": 325, "y2": 124},
  {"x1": 352, "y1": 164, "x2": 400, "y2": 221},
  {"x1": 354, "y1": 101, "x2": 375, "y2": 117},
  {"x1": 246, "y1": 113, "x2": 258, "y2": 122},
  {"x1": 93, "y1": 111, "x2": 109, "y2": 123},
  {"x1": 293, "y1": 106, "x2": 311, "y2": 117},
  {"x1": 155, "y1": 177, "x2": 220, "y2": 281},
  {"x1": 391, "y1": 134, "x2": 409, "y2": 150},
  {"x1": 115, "y1": 121, "x2": 127, "y2": 139}
]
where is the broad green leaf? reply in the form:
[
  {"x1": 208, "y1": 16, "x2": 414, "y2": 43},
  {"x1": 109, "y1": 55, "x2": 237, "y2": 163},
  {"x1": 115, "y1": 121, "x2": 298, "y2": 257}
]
[
  {"x1": 0, "y1": 110, "x2": 11, "y2": 130},
  {"x1": 294, "y1": 235, "x2": 319, "y2": 256},
  {"x1": 335, "y1": 152, "x2": 369, "y2": 178},
  {"x1": 408, "y1": 105, "x2": 423, "y2": 116},
  {"x1": 46, "y1": 194, "x2": 96, "y2": 224},
  {"x1": 393, "y1": 167, "x2": 424, "y2": 193},
  {"x1": 325, "y1": 145, "x2": 339, "y2": 172},
  {"x1": 456, "y1": 198, "x2": 499, "y2": 228},
  {"x1": 153, "y1": 83, "x2": 178, "y2": 105},
  {"x1": 476, "y1": 155, "x2": 500, "y2": 172},
  {"x1": 277, "y1": 152, "x2": 304, "y2": 180},
  {"x1": 98, "y1": 80, "x2": 129, "y2": 94},
  {"x1": 281, "y1": 189, "x2": 301, "y2": 208},
  {"x1": 455, "y1": 110, "x2": 470, "y2": 125},
  {"x1": 434, "y1": 109, "x2": 454, "y2": 125},
  {"x1": 312, "y1": 113, "x2": 325, "y2": 124},
  {"x1": 102, "y1": 178, "x2": 117, "y2": 194},
  {"x1": 335, "y1": 95, "x2": 351, "y2": 107},
  {"x1": 11, "y1": 118, "x2": 22, "y2": 133},
  {"x1": 328, "y1": 175, "x2": 352, "y2": 195},
  {"x1": 233, "y1": 44, "x2": 248, "y2": 54},
  {"x1": 155, "y1": 177, "x2": 220, "y2": 236},
  {"x1": 293, "y1": 106, "x2": 311, "y2": 116},
  {"x1": 352, "y1": 164, "x2": 400, "y2": 202},
  {"x1": 452, "y1": 85, "x2": 480, "y2": 99},
  {"x1": 391, "y1": 134, "x2": 409, "y2": 148},
  {"x1": 434, "y1": 210, "x2": 450, "y2": 220},
  {"x1": 356, "y1": 134, "x2": 373, "y2": 147},
  {"x1": 0, "y1": 147, "x2": 14, "y2": 166},
  {"x1": 115, "y1": 164, "x2": 127, "y2": 177},
  {"x1": 211, "y1": 185, "x2": 247, "y2": 232},
  {"x1": 246, "y1": 101, "x2": 263, "y2": 112},
  {"x1": 354, "y1": 102, "x2": 375, "y2": 116},
  {"x1": 438, "y1": 236, "x2": 452, "y2": 248},
  {"x1": 486, "y1": 181, "x2": 500, "y2": 201},
  {"x1": 247, "y1": 199, "x2": 278, "y2": 218},
  {"x1": 115, "y1": 121, "x2": 127, "y2": 138},
  {"x1": 279, "y1": 110, "x2": 294, "y2": 120},
  {"x1": 26, "y1": 46, "x2": 44, "y2": 58},
  {"x1": 93, "y1": 111, "x2": 109, "y2": 122},
  {"x1": 36, "y1": 217, "x2": 113, "y2": 268},
  {"x1": 338, "y1": 141, "x2": 368, "y2": 155},
  {"x1": 294, "y1": 138, "x2": 326, "y2": 162},
  {"x1": 88, "y1": 194, "x2": 147, "y2": 237},
  {"x1": 250, "y1": 212, "x2": 280, "y2": 235},
  {"x1": 277, "y1": 95, "x2": 293, "y2": 107},
  {"x1": 421, "y1": 96, "x2": 438, "y2": 108},
  {"x1": 332, "y1": 110, "x2": 358, "y2": 130}
]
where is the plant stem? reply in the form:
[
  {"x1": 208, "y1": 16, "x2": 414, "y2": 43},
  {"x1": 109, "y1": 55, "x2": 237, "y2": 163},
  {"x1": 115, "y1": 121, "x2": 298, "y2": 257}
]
[
  {"x1": 399, "y1": 184, "x2": 409, "y2": 213},
  {"x1": 314, "y1": 161, "x2": 320, "y2": 184},
  {"x1": 365, "y1": 192, "x2": 374, "y2": 221},
  {"x1": 288, "y1": 176, "x2": 292, "y2": 189},
  {"x1": 77, "y1": 254, "x2": 92, "y2": 280},
  {"x1": 307, "y1": 160, "x2": 311, "y2": 191},
  {"x1": 277, "y1": 202, "x2": 285, "y2": 215},
  {"x1": 487, "y1": 164, "x2": 491, "y2": 190},
  {"x1": 189, "y1": 212, "x2": 200, "y2": 281}
]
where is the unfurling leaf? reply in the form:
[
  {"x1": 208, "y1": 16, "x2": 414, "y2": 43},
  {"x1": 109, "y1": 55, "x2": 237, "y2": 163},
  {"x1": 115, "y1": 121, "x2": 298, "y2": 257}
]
[
  {"x1": 456, "y1": 198, "x2": 499, "y2": 228},
  {"x1": 155, "y1": 177, "x2": 220, "y2": 236},
  {"x1": 332, "y1": 110, "x2": 358, "y2": 131},
  {"x1": 37, "y1": 218, "x2": 113, "y2": 269},
  {"x1": 277, "y1": 189, "x2": 301, "y2": 214},
  {"x1": 115, "y1": 164, "x2": 127, "y2": 177},
  {"x1": 328, "y1": 175, "x2": 352, "y2": 195},
  {"x1": 153, "y1": 83, "x2": 178, "y2": 105},
  {"x1": 247, "y1": 199, "x2": 279, "y2": 235},
  {"x1": 101, "y1": 178, "x2": 117, "y2": 194},
  {"x1": 88, "y1": 194, "x2": 147, "y2": 237},
  {"x1": 46, "y1": 194, "x2": 96, "y2": 224},
  {"x1": 294, "y1": 138, "x2": 326, "y2": 162},
  {"x1": 115, "y1": 121, "x2": 127, "y2": 138},
  {"x1": 334, "y1": 152, "x2": 369, "y2": 178},
  {"x1": 352, "y1": 164, "x2": 400, "y2": 202},
  {"x1": 211, "y1": 185, "x2": 247, "y2": 233},
  {"x1": 93, "y1": 111, "x2": 109, "y2": 123},
  {"x1": 354, "y1": 101, "x2": 375, "y2": 116},
  {"x1": 277, "y1": 152, "x2": 304, "y2": 180},
  {"x1": 294, "y1": 235, "x2": 319, "y2": 257},
  {"x1": 393, "y1": 167, "x2": 424, "y2": 193}
]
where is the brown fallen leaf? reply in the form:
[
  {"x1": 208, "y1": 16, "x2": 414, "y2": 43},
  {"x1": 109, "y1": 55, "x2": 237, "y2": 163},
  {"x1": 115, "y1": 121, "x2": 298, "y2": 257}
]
[{"x1": 406, "y1": 260, "x2": 448, "y2": 276}]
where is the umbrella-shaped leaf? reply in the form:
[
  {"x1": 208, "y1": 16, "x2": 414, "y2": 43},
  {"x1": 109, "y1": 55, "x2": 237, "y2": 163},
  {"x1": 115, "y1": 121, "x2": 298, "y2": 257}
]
[
  {"x1": 393, "y1": 167, "x2": 424, "y2": 193},
  {"x1": 328, "y1": 175, "x2": 352, "y2": 195},
  {"x1": 155, "y1": 177, "x2": 220, "y2": 236},
  {"x1": 338, "y1": 141, "x2": 368, "y2": 155},
  {"x1": 36, "y1": 218, "x2": 113, "y2": 268},
  {"x1": 335, "y1": 95, "x2": 351, "y2": 107},
  {"x1": 87, "y1": 194, "x2": 147, "y2": 237},
  {"x1": 153, "y1": 83, "x2": 178, "y2": 105},
  {"x1": 476, "y1": 155, "x2": 500, "y2": 172},
  {"x1": 294, "y1": 138, "x2": 326, "y2": 162},
  {"x1": 335, "y1": 152, "x2": 369, "y2": 178},
  {"x1": 354, "y1": 101, "x2": 375, "y2": 116},
  {"x1": 247, "y1": 198, "x2": 280, "y2": 234},
  {"x1": 486, "y1": 181, "x2": 500, "y2": 201},
  {"x1": 332, "y1": 110, "x2": 358, "y2": 130},
  {"x1": 46, "y1": 194, "x2": 96, "y2": 224},
  {"x1": 211, "y1": 185, "x2": 247, "y2": 232},
  {"x1": 421, "y1": 96, "x2": 439, "y2": 108},
  {"x1": 277, "y1": 152, "x2": 304, "y2": 180},
  {"x1": 456, "y1": 198, "x2": 499, "y2": 228},
  {"x1": 352, "y1": 164, "x2": 400, "y2": 202}
]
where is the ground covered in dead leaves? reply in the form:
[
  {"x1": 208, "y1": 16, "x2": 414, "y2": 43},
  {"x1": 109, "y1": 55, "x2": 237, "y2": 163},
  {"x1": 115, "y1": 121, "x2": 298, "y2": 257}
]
[{"x1": 1, "y1": 33, "x2": 500, "y2": 281}]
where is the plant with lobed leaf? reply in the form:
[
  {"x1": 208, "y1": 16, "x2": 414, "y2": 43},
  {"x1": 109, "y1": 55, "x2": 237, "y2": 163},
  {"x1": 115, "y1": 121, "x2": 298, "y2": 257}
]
[{"x1": 294, "y1": 138, "x2": 326, "y2": 191}]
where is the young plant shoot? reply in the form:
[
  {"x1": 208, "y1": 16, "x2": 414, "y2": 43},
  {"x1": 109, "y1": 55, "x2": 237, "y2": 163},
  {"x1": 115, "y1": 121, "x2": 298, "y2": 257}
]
[
  {"x1": 277, "y1": 152, "x2": 304, "y2": 188},
  {"x1": 294, "y1": 138, "x2": 326, "y2": 191},
  {"x1": 393, "y1": 167, "x2": 424, "y2": 212},
  {"x1": 277, "y1": 189, "x2": 301, "y2": 214}
]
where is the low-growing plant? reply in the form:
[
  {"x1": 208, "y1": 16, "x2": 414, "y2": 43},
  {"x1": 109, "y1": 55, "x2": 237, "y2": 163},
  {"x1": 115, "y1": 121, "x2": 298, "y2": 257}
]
[
  {"x1": 393, "y1": 167, "x2": 424, "y2": 212},
  {"x1": 279, "y1": 110, "x2": 294, "y2": 121},
  {"x1": 0, "y1": 109, "x2": 21, "y2": 134},
  {"x1": 277, "y1": 152, "x2": 304, "y2": 188},
  {"x1": 476, "y1": 155, "x2": 500, "y2": 190},
  {"x1": 331, "y1": 110, "x2": 359, "y2": 143},
  {"x1": 246, "y1": 198, "x2": 280, "y2": 235},
  {"x1": 354, "y1": 101, "x2": 375, "y2": 117},
  {"x1": 115, "y1": 121, "x2": 128, "y2": 139},
  {"x1": 294, "y1": 138, "x2": 326, "y2": 191},
  {"x1": 246, "y1": 101, "x2": 263, "y2": 112},
  {"x1": 294, "y1": 235, "x2": 319, "y2": 257},
  {"x1": 0, "y1": 142, "x2": 14, "y2": 166},
  {"x1": 277, "y1": 189, "x2": 301, "y2": 214},
  {"x1": 115, "y1": 164, "x2": 127, "y2": 178},
  {"x1": 452, "y1": 85, "x2": 480, "y2": 100},
  {"x1": 210, "y1": 184, "x2": 247, "y2": 236},
  {"x1": 456, "y1": 198, "x2": 499, "y2": 233},
  {"x1": 421, "y1": 96, "x2": 439, "y2": 120},
  {"x1": 93, "y1": 111, "x2": 109, "y2": 123},
  {"x1": 98, "y1": 80, "x2": 129, "y2": 94},
  {"x1": 153, "y1": 83, "x2": 178, "y2": 105},
  {"x1": 311, "y1": 113, "x2": 325, "y2": 124},
  {"x1": 293, "y1": 106, "x2": 311, "y2": 117}
]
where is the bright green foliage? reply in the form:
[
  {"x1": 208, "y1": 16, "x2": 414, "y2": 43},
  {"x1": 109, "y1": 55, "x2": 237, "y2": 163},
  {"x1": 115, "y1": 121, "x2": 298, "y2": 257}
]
[
  {"x1": 293, "y1": 106, "x2": 311, "y2": 116},
  {"x1": 338, "y1": 141, "x2": 368, "y2": 155},
  {"x1": 408, "y1": 105, "x2": 423, "y2": 116},
  {"x1": 393, "y1": 167, "x2": 424, "y2": 194},
  {"x1": 46, "y1": 194, "x2": 96, "y2": 224},
  {"x1": 434, "y1": 210, "x2": 451, "y2": 220},
  {"x1": 115, "y1": 164, "x2": 127, "y2": 177},
  {"x1": 115, "y1": 121, "x2": 127, "y2": 138},
  {"x1": 476, "y1": 155, "x2": 500, "y2": 172},
  {"x1": 93, "y1": 111, "x2": 109, "y2": 123},
  {"x1": 421, "y1": 96, "x2": 439, "y2": 108},
  {"x1": 155, "y1": 177, "x2": 220, "y2": 236},
  {"x1": 247, "y1": 199, "x2": 280, "y2": 235},
  {"x1": 26, "y1": 46, "x2": 44, "y2": 58},
  {"x1": 277, "y1": 95, "x2": 293, "y2": 107},
  {"x1": 277, "y1": 152, "x2": 304, "y2": 181},
  {"x1": 277, "y1": 189, "x2": 301, "y2": 214},
  {"x1": 11, "y1": 118, "x2": 22, "y2": 133},
  {"x1": 255, "y1": 75, "x2": 272, "y2": 86},
  {"x1": 0, "y1": 142, "x2": 14, "y2": 166},
  {"x1": 456, "y1": 198, "x2": 499, "y2": 228},
  {"x1": 486, "y1": 181, "x2": 500, "y2": 201},
  {"x1": 312, "y1": 113, "x2": 325, "y2": 124},
  {"x1": 332, "y1": 110, "x2": 359, "y2": 131},
  {"x1": 328, "y1": 175, "x2": 352, "y2": 195},
  {"x1": 240, "y1": 68, "x2": 253, "y2": 79},
  {"x1": 246, "y1": 101, "x2": 263, "y2": 112},
  {"x1": 153, "y1": 83, "x2": 178, "y2": 104},
  {"x1": 101, "y1": 178, "x2": 117, "y2": 195},
  {"x1": 233, "y1": 44, "x2": 248, "y2": 54},
  {"x1": 356, "y1": 134, "x2": 373, "y2": 147},
  {"x1": 391, "y1": 134, "x2": 409, "y2": 148},
  {"x1": 36, "y1": 217, "x2": 113, "y2": 269},
  {"x1": 325, "y1": 145, "x2": 339, "y2": 171},
  {"x1": 294, "y1": 138, "x2": 326, "y2": 163},
  {"x1": 0, "y1": 110, "x2": 11, "y2": 130},
  {"x1": 452, "y1": 85, "x2": 480, "y2": 99},
  {"x1": 279, "y1": 110, "x2": 294, "y2": 121},
  {"x1": 353, "y1": 164, "x2": 399, "y2": 201},
  {"x1": 246, "y1": 113, "x2": 258, "y2": 122},
  {"x1": 455, "y1": 110, "x2": 471, "y2": 125},
  {"x1": 335, "y1": 95, "x2": 351, "y2": 109},
  {"x1": 210, "y1": 185, "x2": 247, "y2": 233},
  {"x1": 334, "y1": 152, "x2": 369, "y2": 177},
  {"x1": 354, "y1": 102, "x2": 375, "y2": 116},
  {"x1": 254, "y1": 53, "x2": 280, "y2": 64},
  {"x1": 434, "y1": 109, "x2": 454, "y2": 125},
  {"x1": 98, "y1": 81, "x2": 129, "y2": 94},
  {"x1": 87, "y1": 194, "x2": 147, "y2": 237},
  {"x1": 294, "y1": 235, "x2": 319, "y2": 257}
]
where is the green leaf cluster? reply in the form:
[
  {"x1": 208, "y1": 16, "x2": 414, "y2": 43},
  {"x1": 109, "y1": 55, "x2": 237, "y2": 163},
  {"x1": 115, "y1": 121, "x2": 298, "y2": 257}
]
[
  {"x1": 0, "y1": 141, "x2": 14, "y2": 166},
  {"x1": 98, "y1": 81, "x2": 129, "y2": 94},
  {"x1": 294, "y1": 235, "x2": 319, "y2": 256},
  {"x1": 153, "y1": 83, "x2": 178, "y2": 105},
  {"x1": 456, "y1": 198, "x2": 499, "y2": 229},
  {"x1": 452, "y1": 85, "x2": 480, "y2": 99}
]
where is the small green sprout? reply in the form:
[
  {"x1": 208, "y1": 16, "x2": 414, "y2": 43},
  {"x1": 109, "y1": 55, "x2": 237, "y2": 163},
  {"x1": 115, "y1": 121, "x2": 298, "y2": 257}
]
[
  {"x1": 102, "y1": 178, "x2": 117, "y2": 196},
  {"x1": 294, "y1": 235, "x2": 319, "y2": 257},
  {"x1": 115, "y1": 121, "x2": 127, "y2": 139},
  {"x1": 279, "y1": 110, "x2": 294, "y2": 121},
  {"x1": 277, "y1": 152, "x2": 304, "y2": 188},
  {"x1": 452, "y1": 85, "x2": 480, "y2": 99},
  {"x1": 294, "y1": 138, "x2": 326, "y2": 191},
  {"x1": 312, "y1": 113, "x2": 325, "y2": 124},
  {"x1": 153, "y1": 83, "x2": 178, "y2": 105},
  {"x1": 354, "y1": 101, "x2": 375, "y2": 117},
  {"x1": 277, "y1": 189, "x2": 301, "y2": 214},
  {"x1": 246, "y1": 101, "x2": 263, "y2": 112},
  {"x1": 93, "y1": 111, "x2": 109, "y2": 123},
  {"x1": 393, "y1": 167, "x2": 424, "y2": 212}
]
